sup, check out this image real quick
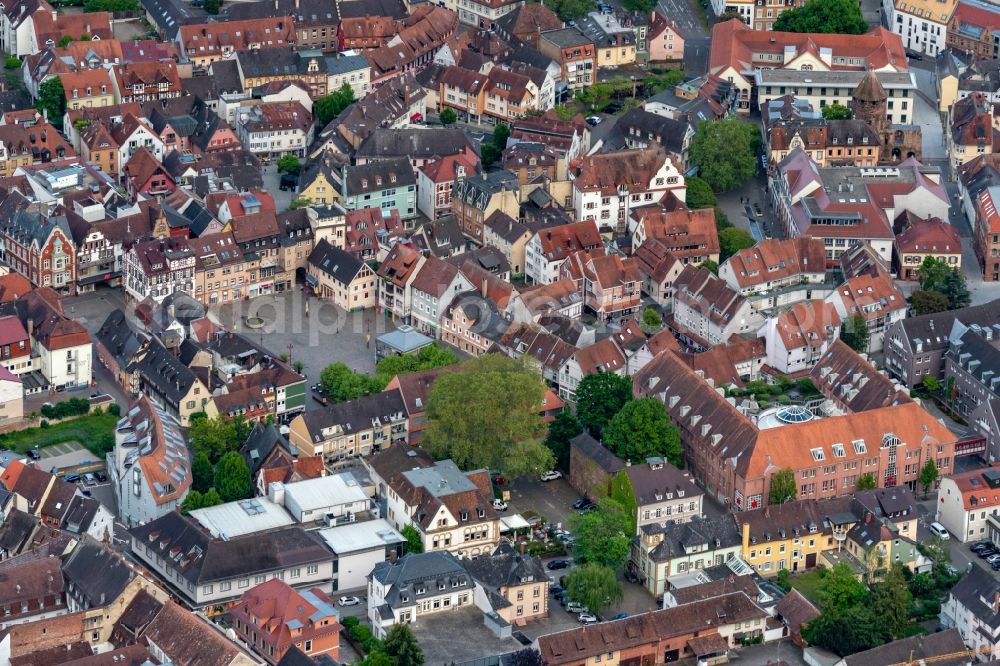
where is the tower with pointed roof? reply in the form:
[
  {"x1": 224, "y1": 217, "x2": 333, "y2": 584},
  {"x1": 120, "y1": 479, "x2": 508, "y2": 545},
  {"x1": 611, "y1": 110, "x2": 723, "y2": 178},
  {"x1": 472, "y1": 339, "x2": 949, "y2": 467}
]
[{"x1": 850, "y1": 69, "x2": 889, "y2": 136}]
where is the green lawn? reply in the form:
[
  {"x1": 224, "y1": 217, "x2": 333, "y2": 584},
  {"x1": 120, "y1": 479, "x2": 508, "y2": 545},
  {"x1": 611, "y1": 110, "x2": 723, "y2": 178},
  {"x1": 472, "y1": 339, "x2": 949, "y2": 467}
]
[
  {"x1": 790, "y1": 569, "x2": 826, "y2": 605},
  {"x1": 0, "y1": 411, "x2": 119, "y2": 457}
]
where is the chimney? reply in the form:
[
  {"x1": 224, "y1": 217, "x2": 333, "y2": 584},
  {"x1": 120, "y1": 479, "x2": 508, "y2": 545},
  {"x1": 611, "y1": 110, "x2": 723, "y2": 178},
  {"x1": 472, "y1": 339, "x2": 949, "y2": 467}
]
[
  {"x1": 481, "y1": 277, "x2": 488, "y2": 298},
  {"x1": 51, "y1": 9, "x2": 57, "y2": 21},
  {"x1": 85, "y1": 22, "x2": 90, "y2": 34},
  {"x1": 864, "y1": 511, "x2": 873, "y2": 524},
  {"x1": 27, "y1": 318, "x2": 33, "y2": 338}
]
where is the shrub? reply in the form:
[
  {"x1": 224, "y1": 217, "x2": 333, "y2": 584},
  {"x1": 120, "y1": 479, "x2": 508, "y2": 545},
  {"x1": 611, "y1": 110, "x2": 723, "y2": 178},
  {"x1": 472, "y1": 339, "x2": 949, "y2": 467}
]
[
  {"x1": 107, "y1": 403, "x2": 120, "y2": 416},
  {"x1": 775, "y1": 395, "x2": 792, "y2": 405},
  {"x1": 342, "y1": 616, "x2": 360, "y2": 629},
  {"x1": 4, "y1": 56, "x2": 20, "y2": 70},
  {"x1": 40, "y1": 420, "x2": 49, "y2": 428}
]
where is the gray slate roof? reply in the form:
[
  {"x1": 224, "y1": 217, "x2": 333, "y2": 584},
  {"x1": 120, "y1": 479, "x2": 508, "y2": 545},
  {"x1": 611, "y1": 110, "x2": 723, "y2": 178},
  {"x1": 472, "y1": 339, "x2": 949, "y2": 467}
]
[
  {"x1": 308, "y1": 238, "x2": 367, "y2": 285},
  {"x1": 62, "y1": 537, "x2": 135, "y2": 608},
  {"x1": 343, "y1": 157, "x2": 416, "y2": 195},
  {"x1": 643, "y1": 515, "x2": 742, "y2": 562},
  {"x1": 370, "y1": 551, "x2": 474, "y2": 610}
]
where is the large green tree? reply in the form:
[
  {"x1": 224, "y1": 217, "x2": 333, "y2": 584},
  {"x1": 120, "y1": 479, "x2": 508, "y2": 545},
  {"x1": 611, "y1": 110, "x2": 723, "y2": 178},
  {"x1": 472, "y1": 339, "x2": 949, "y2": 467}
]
[
  {"x1": 818, "y1": 562, "x2": 869, "y2": 613},
  {"x1": 802, "y1": 606, "x2": 889, "y2": 657},
  {"x1": 37, "y1": 77, "x2": 66, "y2": 130},
  {"x1": 424, "y1": 354, "x2": 553, "y2": 477},
  {"x1": 439, "y1": 108, "x2": 457, "y2": 125},
  {"x1": 180, "y1": 488, "x2": 222, "y2": 514},
  {"x1": 541, "y1": 0, "x2": 597, "y2": 20},
  {"x1": 840, "y1": 314, "x2": 870, "y2": 354},
  {"x1": 943, "y1": 269, "x2": 971, "y2": 310},
  {"x1": 213, "y1": 451, "x2": 253, "y2": 502},
  {"x1": 564, "y1": 563, "x2": 623, "y2": 614},
  {"x1": 689, "y1": 118, "x2": 759, "y2": 192},
  {"x1": 918, "y1": 256, "x2": 950, "y2": 293},
  {"x1": 320, "y1": 362, "x2": 379, "y2": 402},
  {"x1": 919, "y1": 458, "x2": 939, "y2": 496},
  {"x1": 373, "y1": 343, "x2": 458, "y2": 388},
  {"x1": 910, "y1": 290, "x2": 949, "y2": 315},
  {"x1": 568, "y1": 498, "x2": 632, "y2": 569},
  {"x1": 315, "y1": 82, "x2": 356, "y2": 126},
  {"x1": 191, "y1": 452, "x2": 214, "y2": 493},
  {"x1": 871, "y1": 564, "x2": 913, "y2": 639},
  {"x1": 772, "y1": 0, "x2": 868, "y2": 34},
  {"x1": 822, "y1": 103, "x2": 853, "y2": 120},
  {"x1": 574, "y1": 372, "x2": 633, "y2": 437},
  {"x1": 856, "y1": 472, "x2": 877, "y2": 491},
  {"x1": 189, "y1": 415, "x2": 239, "y2": 463},
  {"x1": 719, "y1": 227, "x2": 756, "y2": 261},
  {"x1": 383, "y1": 625, "x2": 424, "y2": 666},
  {"x1": 768, "y1": 468, "x2": 797, "y2": 504},
  {"x1": 401, "y1": 524, "x2": 423, "y2": 554},
  {"x1": 545, "y1": 409, "x2": 582, "y2": 471},
  {"x1": 602, "y1": 398, "x2": 682, "y2": 468},
  {"x1": 685, "y1": 177, "x2": 716, "y2": 209}
]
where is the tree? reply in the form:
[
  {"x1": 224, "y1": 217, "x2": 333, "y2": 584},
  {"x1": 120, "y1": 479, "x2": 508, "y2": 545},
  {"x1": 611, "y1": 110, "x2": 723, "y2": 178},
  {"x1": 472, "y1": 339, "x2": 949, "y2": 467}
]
[
  {"x1": 700, "y1": 259, "x2": 719, "y2": 275},
  {"x1": 716, "y1": 9, "x2": 743, "y2": 21},
  {"x1": 856, "y1": 472, "x2": 877, "y2": 491},
  {"x1": 719, "y1": 227, "x2": 756, "y2": 261},
  {"x1": 373, "y1": 343, "x2": 459, "y2": 388},
  {"x1": 543, "y1": 0, "x2": 597, "y2": 20},
  {"x1": 772, "y1": 0, "x2": 867, "y2": 34},
  {"x1": 603, "y1": 398, "x2": 682, "y2": 468},
  {"x1": 575, "y1": 372, "x2": 633, "y2": 437},
  {"x1": 383, "y1": 624, "x2": 424, "y2": 666},
  {"x1": 802, "y1": 606, "x2": 888, "y2": 657},
  {"x1": 623, "y1": 0, "x2": 655, "y2": 10},
  {"x1": 910, "y1": 289, "x2": 949, "y2": 315},
  {"x1": 276, "y1": 154, "x2": 301, "y2": 175},
  {"x1": 685, "y1": 177, "x2": 717, "y2": 209},
  {"x1": 203, "y1": 0, "x2": 221, "y2": 13},
  {"x1": 57, "y1": 35, "x2": 73, "y2": 47},
  {"x1": 689, "y1": 118, "x2": 759, "y2": 192},
  {"x1": 568, "y1": 499, "x2": 632, "y2": 569},
  {"x1": 424, "y1": 354, "x2": 553, "y2": 477},
  {"x1": 768, "y1": 468, "x2": 797, "y2": 504},
  {"x1": 871, "y1": 564, "x2": 913, "y2": 639},
  {"x1": 4, "y1": 56, "x2": 20, "y2": 70},
  {"x1": 918, "y1": 256, "x2": 950, "y2": 293},
  {"x1": 943, "y1": 268, "x2": 971, "y2": 310},
  {"x1": 919, "y1": 458, "x2": 939, "y2": 496},
  {"x1": 401, "y1": 524, "x2": 423, "y2": 554},
  {"x1": 508, "y1": 649, "x2": 544, "y2": 666},
  {"x1": 564, "y1": 563, "x2": 623, "y2": 613},
  {"x1": 641, "y1": 307, "x2": 662, "y2": 330},
  {"x1": 480, "y1": 143, "x2": 501, "y2": 168},
  {"x1": 439, "y1": 108, "x2": 458, "y2": 125},
  {"x1": 545, "y1": 409, "x2": 582, "y2": 471},
  {"x1": 36, "y1": 78, "x2": 66, "y2": 130},
  {"x1": 320, "y1": 362, "x2": 379, "y2": 402},
  {"x1": 191, "y1": 452, "x2": 214, "y2": 493},
  {"x1": 818, "y1": 562, "x2": 869, "y2": 613},
  {"x1": 493, "y1": 123, "x2": 511, "y2": 150},
  {"x1": 359, "y1": 651, "x2": 395, "y2": 666},
  {"x1": 293, "y1": 360, "x2": 305, "y2": 374},
  {"x1": 840, "y1": 314, "x2": 870, "y2": 354},
  {"x1": 213, "y1": 451, "x2": 253, "y2": 502},
  {"x1": 314, "y1": 82, "x2": 356, "y2": 126},
  {"x1": 180, "y1": 488, "x2": 222, "y2": 514},
  {"x1": 189, "y1": 416, "x2": 239, "y2": 462},
  {"x1": 922, "y1": 375, "x2": 941, "y2": 393},
  {"x1": 822, "y1": 103, "x2": 852, "y2": 120}
]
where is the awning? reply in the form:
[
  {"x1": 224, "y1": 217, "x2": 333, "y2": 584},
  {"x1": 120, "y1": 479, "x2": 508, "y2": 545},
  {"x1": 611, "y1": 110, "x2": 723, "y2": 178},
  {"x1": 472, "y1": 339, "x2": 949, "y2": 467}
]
[
  {"x1": 305, "y1": 273, "x2": 318, "y2": 287},
  {"x1": 500, "y1": 514, "x2": 530, "y2": 532}
]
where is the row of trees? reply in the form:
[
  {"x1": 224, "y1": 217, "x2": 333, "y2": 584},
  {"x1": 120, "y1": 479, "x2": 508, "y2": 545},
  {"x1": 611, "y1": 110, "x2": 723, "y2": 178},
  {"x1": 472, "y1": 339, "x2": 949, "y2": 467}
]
[
  {"x1": 769, "y1": 459, "x2": 939, "y2": 505},
  {"x1": 320, "y1": 343, "x2": 459, "y2": 402}
]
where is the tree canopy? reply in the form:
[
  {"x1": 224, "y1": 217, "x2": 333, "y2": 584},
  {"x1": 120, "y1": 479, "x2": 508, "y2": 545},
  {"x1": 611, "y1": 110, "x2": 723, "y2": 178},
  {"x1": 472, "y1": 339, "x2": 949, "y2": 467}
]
[
  {"x1": 772, "y1": 0, "x2": 868, "y2": 34},
  {"x1": 320, "y1": 362, "x2": 380, "y2": 402},
  {"x1": 568, "y1": 498, "x2": 632, "y2": 569},
  {"x1": 856, "y1": 472, "x2": 877, "y2": 491},
  {"x1": 768, "y1": 468, "x2": 797, "y2": 504},
  {"x1": 180, "y1": 488, "x2": 222, "y2": 514},
  {"x1": 545, "y1": 409, "x2": 582, "y2": 471},
  {"x1": 840, "y1": 314, "x2": 870, "y2": 354},
  {"x1": 276, "y1": 154, "x2": 301, "y2": 175},
  {"x1": 685, "y1": 177, "x2": 717, "y2": 209},
  {"x1": 822, "y1": 103, "x2": 853, "y2": 120},
  {"x1": 689, "y1": 118, "x2": 759, "y2": 192},
  {"x1": 423, "y1": 354, "x2": 553, "y2": 477},
  {"x1": 189, "y1": 415, "x2": 241, "y2": 463},
  {"x1": 37, "y1": 78, "x2": 66, "y2": 131},
  {"x1": 315, "y1": 82, "x2": 356, "y2": 126},
  {"x1": 564, "y1": 563, "x2": 623, "y2": 614},
  {"x1": 439, "y1": 108, "x2": 457, "y2": 125},
  {"x1": 575, "y1": 372, "x2": 633, "y2": 437},
  {"x1": 401, "y1": 524, "x2": 423, "y2": 554},
  {"x1": 910, "y1": 289, "x2": 949, "y2": 315},
  {"x1": 191, "y1": 452, "x2": 214, "y2": 494},
  {"x1": 214, "y1": 451, "x2": 253, "y2": 503},
  {"x1": 719, "y1": 227, "x2": 756, "y2": 261},
  {"x1": 539, "y1": 0, "x2": 596, "y2": 20},
  {"x1": 918, "y1": 256, "x2": 970, "y2": 310},
  {"x1": 919, "y1": 459, "x2": 939, "y2": 495},
  {"x1": 603, "y1": 398, "x2": 682, "y2": 468},
  {"x1": 383, "y1": 625, "x2": 424, "y2": 666}
]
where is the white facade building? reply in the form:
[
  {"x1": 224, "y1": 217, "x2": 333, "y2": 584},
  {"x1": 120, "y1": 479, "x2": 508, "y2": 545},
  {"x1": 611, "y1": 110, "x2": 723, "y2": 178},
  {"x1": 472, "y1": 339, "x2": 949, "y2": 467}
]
[{"x1": 936, "y1": 467, "x2": 1000, "y2": 543}]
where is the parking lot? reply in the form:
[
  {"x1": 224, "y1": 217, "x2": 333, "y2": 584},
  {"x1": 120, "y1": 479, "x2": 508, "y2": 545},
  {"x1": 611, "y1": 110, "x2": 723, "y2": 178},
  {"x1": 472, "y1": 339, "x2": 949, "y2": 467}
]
[{"x1": 504, "y1": 476, "x2": 580, "y2": 529}]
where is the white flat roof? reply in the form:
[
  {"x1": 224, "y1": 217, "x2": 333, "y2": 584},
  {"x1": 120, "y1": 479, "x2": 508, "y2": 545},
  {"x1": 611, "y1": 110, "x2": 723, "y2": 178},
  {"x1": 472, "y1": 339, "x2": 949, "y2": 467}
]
[
  {"x1": 189, "y1": 497, "x2": 294, "y2": 538},
  {"x1": 284, "y1": 472, "x2": 369, "y2": 511},
  {"x1": 318, "y1": 518, "x2": 405, "y2": 554}
]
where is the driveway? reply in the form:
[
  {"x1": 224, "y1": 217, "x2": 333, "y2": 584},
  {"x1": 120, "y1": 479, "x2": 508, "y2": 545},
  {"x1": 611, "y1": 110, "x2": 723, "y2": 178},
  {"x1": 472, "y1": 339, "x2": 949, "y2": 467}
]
[{"x1": 504, "y1": 477, "x2": 580, "y2": 530}]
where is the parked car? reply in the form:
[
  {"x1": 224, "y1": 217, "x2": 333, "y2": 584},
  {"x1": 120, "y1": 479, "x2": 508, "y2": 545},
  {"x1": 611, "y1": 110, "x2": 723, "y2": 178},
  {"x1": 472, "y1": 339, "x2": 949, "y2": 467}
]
[
  {"x1": 929, "y1": 522, "x2": 951, "y2": 539},
  {"x1": 578, "y1": 613, "x2": 599, "y2": 624},
  {"x1": 547, "y1": 559, "x2": 571, "y2": 570},
  {"x1": 991, "y1": 560, "x2": 1000, "y2": 571},
  {"x1": 27, "y1": 449, "x2": 40, "y2": 460},
  {"x1": 63, "y1": 473, "x2": 81, "y2": 483},
  {"x1": 985, "y1": 553, "x2": 1000, "y2": 565},
  {"x1": 578, "y1": 504, "x2": 598, "y2": 514},
  {"x1": 540, "y1": 470, "x2": 562, "y2": 482},
  {"x1": 977, "y1": 548, "x2": 998, "y2": 559},
  {"x1": 624, "y1": 571, "x2": 639, "y2": 584},
  {"x1": 338, "y1": 596, "x2": 362, "y2": 606},
  {"x1": 611, "y1": 612, "x2": 629, "y2": 620},
  {"x1": 492, "y1": 499, "x2": 508, "y2": 512},
  {"x1": 585, "y1": 116, "x2": 601, "y2": 126},
  {"x1": 79, "y1": 486, "x2": 91, "y2": 496},
  {"x1": 82, "y1": 473, "x2": 96, "y2": 486},
  {"x1": 549, "y1": 584, "x2": 564, "y2": 595},
  {"x1": 572, "y1": 498, "x2": 590, "y2": 510},
  {"x1": 95, "y1": 471, "x2": 107, "y2": 483},
  {"x1": 564, "y1": 601, "x2": 588, "y2": 614}
]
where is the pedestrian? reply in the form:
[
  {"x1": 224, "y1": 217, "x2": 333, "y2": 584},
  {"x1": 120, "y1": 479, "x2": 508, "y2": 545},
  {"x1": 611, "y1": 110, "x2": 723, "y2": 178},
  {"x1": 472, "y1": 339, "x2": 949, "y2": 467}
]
[{"x1": 366, "y1": 333, "x2": 371, "y2": 349}]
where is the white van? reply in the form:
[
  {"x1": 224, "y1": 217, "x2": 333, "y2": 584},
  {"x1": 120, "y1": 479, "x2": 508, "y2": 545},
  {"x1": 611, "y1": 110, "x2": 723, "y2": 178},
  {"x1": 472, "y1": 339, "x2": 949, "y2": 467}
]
[{"x1": 929, "y1": 522, "x2": 950, "y2": 539}]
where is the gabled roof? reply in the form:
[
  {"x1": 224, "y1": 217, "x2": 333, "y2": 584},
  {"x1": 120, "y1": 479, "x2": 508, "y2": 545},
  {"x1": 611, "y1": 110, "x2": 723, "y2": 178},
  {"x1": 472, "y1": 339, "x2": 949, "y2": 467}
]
[
  {"x1": 308, "y1": 238, "x2": 367, "y2": 285},
  {"x1": 61, "y1": 537, "x2": 134, "y2": 607}
]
